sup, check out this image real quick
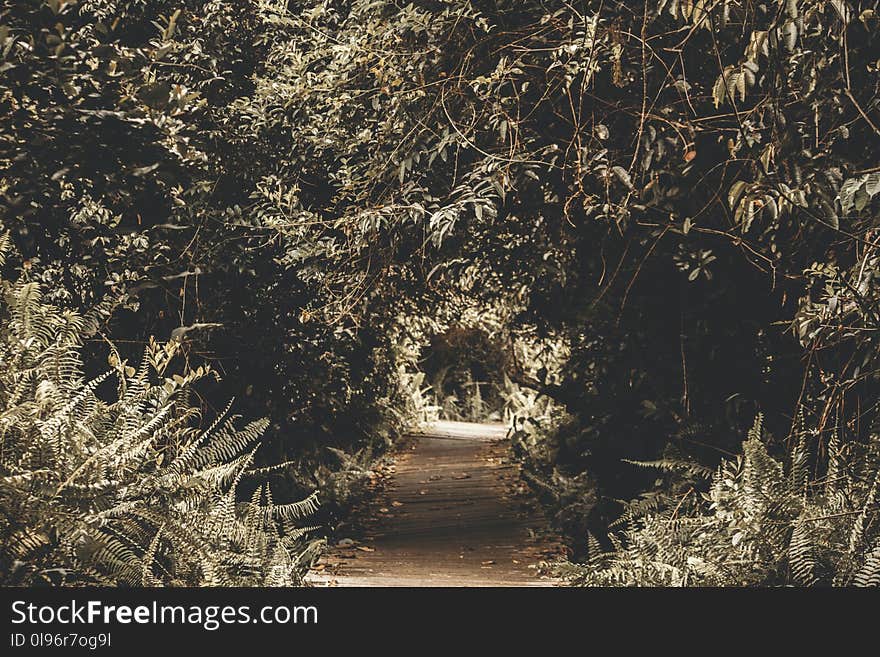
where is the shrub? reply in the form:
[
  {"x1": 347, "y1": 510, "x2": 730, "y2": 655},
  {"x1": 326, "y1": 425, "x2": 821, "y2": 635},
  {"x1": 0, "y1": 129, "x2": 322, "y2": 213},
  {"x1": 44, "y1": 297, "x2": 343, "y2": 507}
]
[
  {"x1": 562, "y1": 416, "x2": 880, "y2": 586},
  {"x1": 0, "y1": 236, "x2": 319, "y2": 586}
]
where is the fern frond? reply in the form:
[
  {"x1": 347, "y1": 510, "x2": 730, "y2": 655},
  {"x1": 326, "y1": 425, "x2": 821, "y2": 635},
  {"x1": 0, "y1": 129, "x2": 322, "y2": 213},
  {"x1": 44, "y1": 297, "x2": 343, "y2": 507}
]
[
  {"x1": 571, "y1": 413, "x2": 880, "y2": 587},
  {"x1": 0, "y1": 266, "x2": 317, "y2": 586},
  {"x1": 623, "y1": 457, "x2": 714, "y2": 479},
  {"x1": 789, "y1": 520, "x2": 819, "y2": 586},
  {"x1": 853, "y1": 541, "x2": 880, "y2": 587}
]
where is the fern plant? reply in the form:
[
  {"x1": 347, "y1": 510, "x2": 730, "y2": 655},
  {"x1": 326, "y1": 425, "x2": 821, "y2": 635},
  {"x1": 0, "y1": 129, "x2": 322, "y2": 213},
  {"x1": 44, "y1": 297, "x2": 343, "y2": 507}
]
[
  {"x1": 562, "y1": 416, "x2": 880, "y2": 586},
  {"x1": 0, "y1": 237, "x2": 320, "y2": 586}
]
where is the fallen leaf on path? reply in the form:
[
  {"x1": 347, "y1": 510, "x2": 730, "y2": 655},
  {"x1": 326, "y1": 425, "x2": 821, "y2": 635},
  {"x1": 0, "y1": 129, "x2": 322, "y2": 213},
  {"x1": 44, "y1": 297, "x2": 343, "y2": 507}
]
[
  {"x1": 379, "y1": 507, "x2": 389, "y2": 513},
  {"x1": 481, "y1": 560, "x2": 496, "y2": 565},
  {"x1": 391, "y1": 501, "x2": 404, "y2": 507},
  {"x1": 452, "y1": 473, "x2": 471, "y2": 480},
  {"x1": 356, "y1": 546, "x2": 375, "y2": 552}
]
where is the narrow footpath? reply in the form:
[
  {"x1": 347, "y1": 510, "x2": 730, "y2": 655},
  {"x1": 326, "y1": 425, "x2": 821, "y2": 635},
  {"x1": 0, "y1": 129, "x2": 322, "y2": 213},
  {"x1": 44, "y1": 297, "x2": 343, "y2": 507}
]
[{"x1": 307, "y1": 421, "x2": 564, "y2": 586}]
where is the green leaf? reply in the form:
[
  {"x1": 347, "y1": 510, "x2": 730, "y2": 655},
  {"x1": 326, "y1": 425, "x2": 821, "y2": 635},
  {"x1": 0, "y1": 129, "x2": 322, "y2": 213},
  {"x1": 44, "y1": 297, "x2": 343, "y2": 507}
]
[
  {"x1": 612, "y1": 166, "x2": 633, "y2": 190},
  {"x1": 728, "y1": 181, "x2": 748, "y2": 210}
]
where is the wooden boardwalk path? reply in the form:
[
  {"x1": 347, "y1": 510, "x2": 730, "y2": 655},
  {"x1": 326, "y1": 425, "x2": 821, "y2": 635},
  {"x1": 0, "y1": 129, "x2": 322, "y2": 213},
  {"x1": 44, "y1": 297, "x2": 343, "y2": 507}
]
[{"x1": 306, "y1": 421, "x2": 564, "y2": 586}]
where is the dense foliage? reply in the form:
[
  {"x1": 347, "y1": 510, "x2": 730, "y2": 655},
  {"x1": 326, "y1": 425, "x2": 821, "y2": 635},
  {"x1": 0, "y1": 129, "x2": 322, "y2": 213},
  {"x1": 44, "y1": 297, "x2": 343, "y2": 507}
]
[
  {"x1": 2, "y1": 0, "x2": 879, "y2": 586},
  {"x1": 0, "y1": 0, "x2": 405, "y2": 480},
  {"x1": 231, "y1": 0, "x2": 880, "y2": 561},
  {"x1": 560, "y1": 416, "x2": 880, "y2": 586},
  {"x1": 0, "y1": 236, "x2": 320, "y2": 585}
]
